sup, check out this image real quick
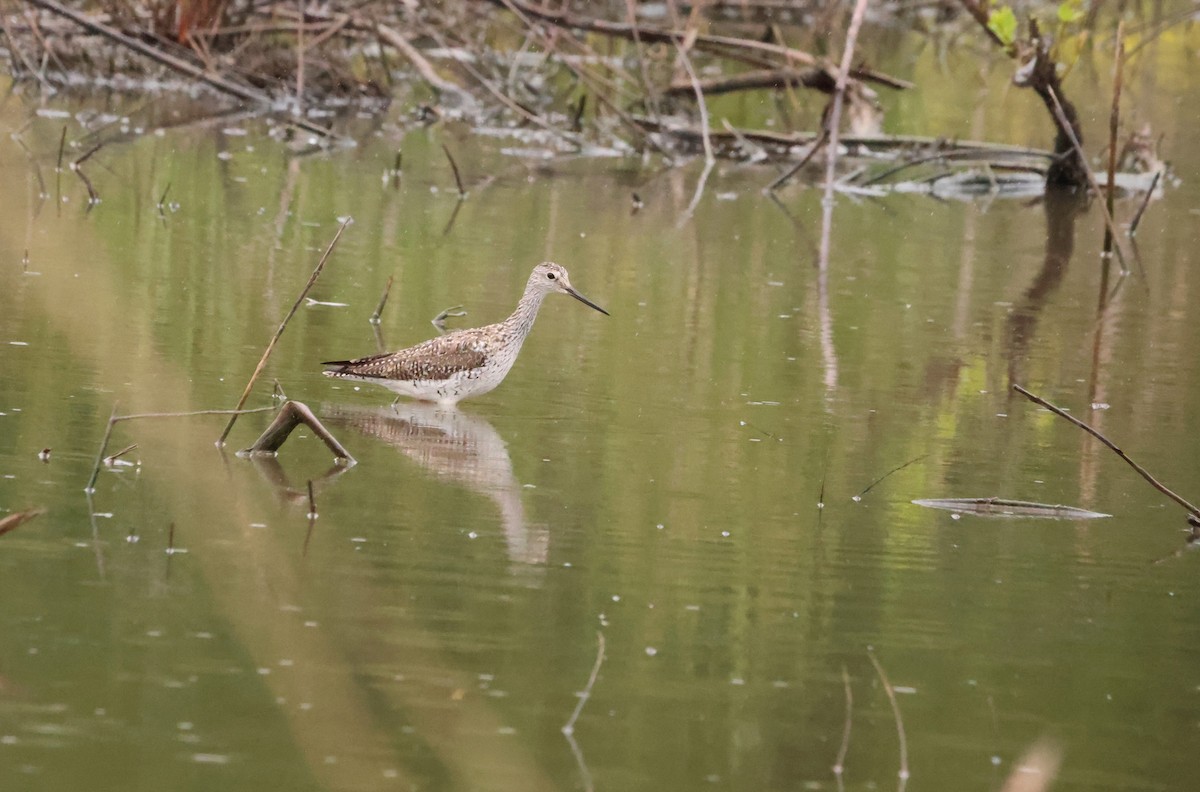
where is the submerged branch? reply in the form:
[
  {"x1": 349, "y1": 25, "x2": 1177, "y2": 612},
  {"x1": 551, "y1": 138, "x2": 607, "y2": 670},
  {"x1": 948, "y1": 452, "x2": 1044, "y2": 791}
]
[{"x1": 240, "y1": 400, "x2": 356, "y2": 466}]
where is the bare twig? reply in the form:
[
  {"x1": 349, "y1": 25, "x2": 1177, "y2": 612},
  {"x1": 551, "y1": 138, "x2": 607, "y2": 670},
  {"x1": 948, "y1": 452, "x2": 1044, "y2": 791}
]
[
  {"x1": 1044, "y1": 86, "x2": 1128, "y2": 270},
  {"x1": 675, "y1": 39, "x2": 714, "y2": 222},
  {"x1": 867, "y1": 649, "x2": 910, "y2": 784},
  {"x1": 370, "y1": 275, "x2": 394, "y2": 325},
  {"x1": 432, "y1": 304, "x2": 467, "y2": 333},
  {"x1": 295, "y1": 0, "x2": 306, "y2": 116},
  {"x1": 71, "y1": 142, "x2": 102, "y2": 205},
  {"x1": 102, "y1": 443, "x2": 138, "y2": 466},
  {"x1": 218, "y1": 217, "x2": 352, "y2": 446},
  {"x1": 85, "y1": 402, "x2": 119, "y2": 493},
  {"x1": 306, "y1": 479, "x2": 317, "y2": 520},
  {"x1": 822, "y1": 0, "x2": 870, "y2": 193},
  {"x1": 563, "y1": 631, "x2": 606, "y2": 735},
  {"x1": 157, "y1": 182, "x2": 171, "y2": 218},
  {"x1": 1127, "y1": 171, "x2": 1161, "y2": 237},
  {"x1": 956, "y1": 0, "x2": 1008, "y2": 49},
  {"x1": 120, "y1": 407, "x2": 274, "y2": 421},
  {"x1": 55, "y1": 125, "x2": 66, "y2": 172},
  {"x1": 1102, "y1": 23, "x2": 1125, "y2": 259},
  {"x1": 1012, "y1": 384, "x2": 1200, "y2": 518},
  {"x1": 372, "y1": 18, "x2": 474, "y2": 101},
  {"x1": 766, "y1": 128, "x2": 829, "y2": 192},
  {"x1": 485, "y1": 0, "x2": 910, "y2": 89},
  {"x1": 441, "y1": 144, "x2": 466, "y2": 198},
  {"x1": 854, "y1": 454, "x2": 928, "y2": 501}
]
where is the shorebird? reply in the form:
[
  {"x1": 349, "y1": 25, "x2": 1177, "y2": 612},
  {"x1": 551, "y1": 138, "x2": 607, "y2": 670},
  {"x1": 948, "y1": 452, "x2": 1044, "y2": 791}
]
[{"x1": 322, "y1": 262, "x2": 608, "y2": 405}]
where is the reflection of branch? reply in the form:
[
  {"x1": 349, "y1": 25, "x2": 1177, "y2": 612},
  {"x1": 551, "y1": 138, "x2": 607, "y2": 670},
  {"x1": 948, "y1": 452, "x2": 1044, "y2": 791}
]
[
  {"x1": 563, "y1": 631, "x2": 606, "y2": 735},
  {"x1": 832, "y1": 665, "x2": 853, "y2": 778},
  {"x1": 676, "y1": 40, "x2": 714, "y2": 223},
  {"x1": 561, "y1": 630, "x2": 605, "y2": 792},
  {"x1": 867, "y1": 649, "x2": 910, "y2": 787},
  {"x1": 1012, "y1": 384, "x2": 1200, "y2": 518}
]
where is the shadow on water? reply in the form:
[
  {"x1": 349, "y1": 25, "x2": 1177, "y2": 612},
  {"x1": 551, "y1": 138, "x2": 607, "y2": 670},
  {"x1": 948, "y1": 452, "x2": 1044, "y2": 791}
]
[{"x1": 323, "y1": 403, "x2": 550, "y2": 568}]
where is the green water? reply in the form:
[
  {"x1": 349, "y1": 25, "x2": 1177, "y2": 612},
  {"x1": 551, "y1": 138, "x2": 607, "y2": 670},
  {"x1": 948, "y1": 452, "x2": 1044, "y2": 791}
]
[{"x1": 2, "y1": 29, "x2": 1200, "y2": 792}]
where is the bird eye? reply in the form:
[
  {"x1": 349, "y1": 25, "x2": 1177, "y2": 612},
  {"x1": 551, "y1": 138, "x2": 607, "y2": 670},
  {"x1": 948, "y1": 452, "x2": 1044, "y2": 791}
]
[{"x1": 547, "y1": 272, "x2": 557, "y2": 280}]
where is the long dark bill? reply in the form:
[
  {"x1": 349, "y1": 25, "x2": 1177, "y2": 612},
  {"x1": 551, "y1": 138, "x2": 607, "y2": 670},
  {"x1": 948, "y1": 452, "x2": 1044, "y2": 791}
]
[{"x1": 566, "y1": 288, "x2": 610, "y2": 316}]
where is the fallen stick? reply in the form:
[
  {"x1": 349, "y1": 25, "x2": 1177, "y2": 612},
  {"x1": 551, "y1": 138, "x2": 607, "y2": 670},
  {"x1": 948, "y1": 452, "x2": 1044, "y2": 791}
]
[
  {"x1": 240, "y1": 400, "x2": 356, "y2": 466},
  {"x1": 218, "y1": 217, "x2": 351, "y2": 446},
  {"x1": 85, "y1": 402, "x2": 119, "y2": 493},
  {"x1": 1127, "y1": 171, "x2": 1161, "y2": 237},
  {"x1": 1012, "y1": 384, "x2": 1200, "y2": 519},
  {"x1": 24, "y1": 0, "x2": 334, "y2": 139}
]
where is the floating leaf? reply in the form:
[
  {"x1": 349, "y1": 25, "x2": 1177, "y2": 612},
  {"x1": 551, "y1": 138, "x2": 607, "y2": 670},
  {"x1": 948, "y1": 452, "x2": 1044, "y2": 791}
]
[
  {"x1": 912, "y1": 498, "x2": 1109, "y2": 519},
  {"x1": 987, "y1": 6, "x2": 1018, "y2": 47}
]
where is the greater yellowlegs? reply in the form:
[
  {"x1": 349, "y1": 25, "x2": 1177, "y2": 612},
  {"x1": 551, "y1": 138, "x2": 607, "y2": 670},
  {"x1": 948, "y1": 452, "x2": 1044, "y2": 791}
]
[{"x1": 322, "y1": 262, "x2": 608, "y2": 405}]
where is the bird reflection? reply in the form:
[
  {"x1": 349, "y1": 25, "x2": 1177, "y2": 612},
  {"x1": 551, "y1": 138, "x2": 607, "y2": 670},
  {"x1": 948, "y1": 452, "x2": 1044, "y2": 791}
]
[{"x1": 323, "y1": 404, "x2": 549, "y2": 567}]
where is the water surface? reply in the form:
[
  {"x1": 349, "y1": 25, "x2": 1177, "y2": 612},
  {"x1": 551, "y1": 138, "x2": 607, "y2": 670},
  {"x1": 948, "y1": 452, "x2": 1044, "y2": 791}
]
[{"x1": 1, "y1": 30, "x2": 1199, "y2": 792}]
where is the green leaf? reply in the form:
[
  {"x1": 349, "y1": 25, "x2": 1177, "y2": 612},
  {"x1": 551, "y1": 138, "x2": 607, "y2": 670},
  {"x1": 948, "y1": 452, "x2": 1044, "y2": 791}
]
[
  {"x1": 1057, "y1": 0, "x2": 1085, "y2": 23},
  {"x1": 987, "y1": 6, "x2": 1018, "y2": 46}
]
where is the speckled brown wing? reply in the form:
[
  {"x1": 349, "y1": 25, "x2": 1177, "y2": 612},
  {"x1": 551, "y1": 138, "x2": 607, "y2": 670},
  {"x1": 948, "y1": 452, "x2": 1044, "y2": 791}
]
[{"x1": 324, "y1": 335, "x2": 488, "y2": 382}]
